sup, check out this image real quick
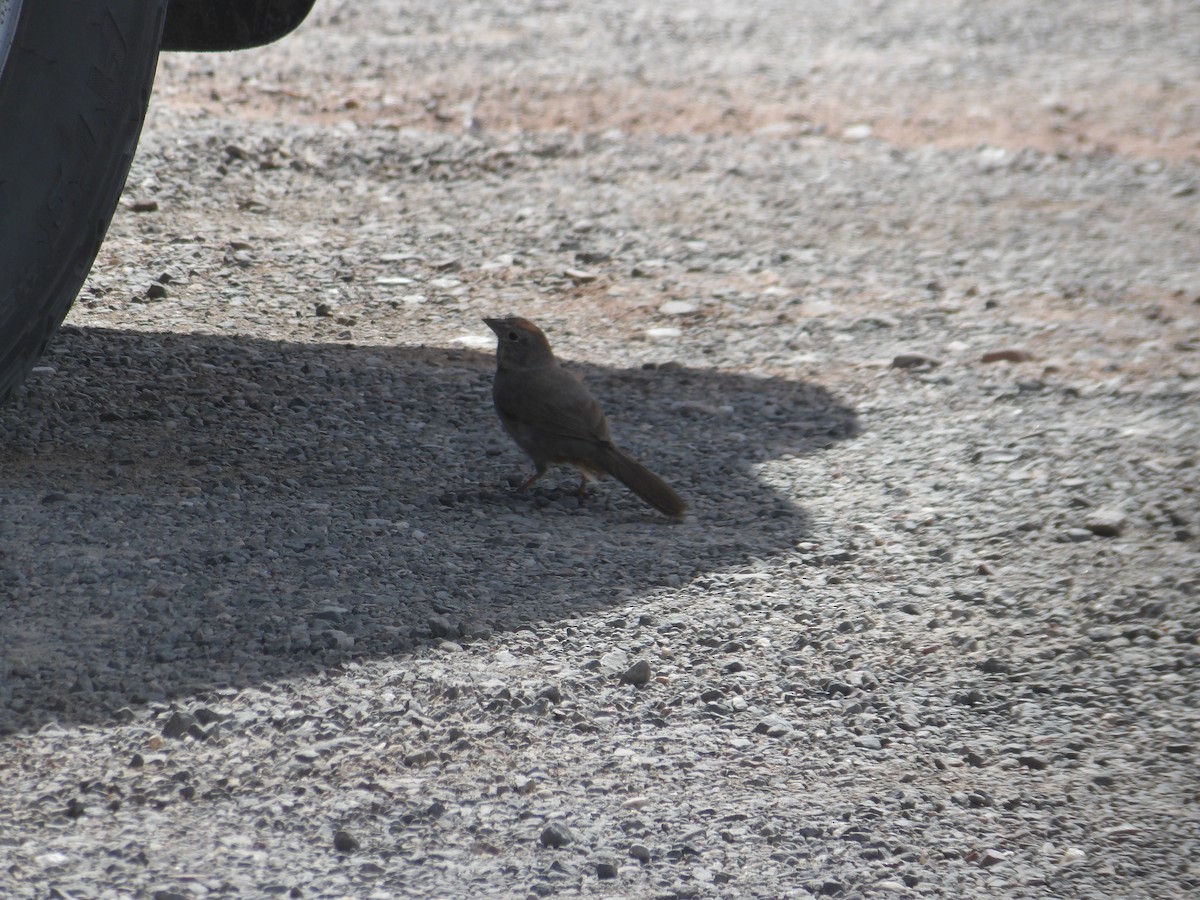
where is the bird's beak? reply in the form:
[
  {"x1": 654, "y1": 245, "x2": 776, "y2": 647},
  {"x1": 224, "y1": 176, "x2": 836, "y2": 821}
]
[{"x1": 483, "y1": 318, "x2": 503, "y2": 335}]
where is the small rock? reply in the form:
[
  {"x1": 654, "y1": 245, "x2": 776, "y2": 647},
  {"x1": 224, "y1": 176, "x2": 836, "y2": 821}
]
[
  {"x1": 1099, "y1": 823, "x2": 1141, "y2": 839},
  {"x1": 540, "y1": 821, "x2": 574, "y2": 848},
  {"x1": 322, "y1": 629, "x2": 354, "y2": 650},
  {"x1": 629, "y1": 844, "x2": 651, "y2": 863},
  {"x1": 427, "y1": 614, "x2": 458, "y2": 639},
  {"x1": 631, "y1": 259, "x2": 666, "y2": 277},
  {"x1": 193, "y1": 707, "x2": 226, "y2": 726},
  {"x1": 1084, "y1": 508, "x2": 1126, "y2": 537},
  {"x1": 891, "y1": 353, "x2": 942, "y2": 370},
  {"x1": 979, "y1": 848, "x2": 1008, "y2": 867},
  {"x1": 620, "y1": 660, "x2": 653, "y2": 686},
  {"x1": 754, "y1": 714, "x2": 794, "y2": 737},
  {"x1": 977, "y1": 146, "x2": 1009, "y2": 172},
  {"x1": 967, "y1": 790, "x2": 994, "y2": 807},
  {"x1": 333, "y1": 830, "x2": 359, "y2": 853},
  {"x1": 598, "y1": 650, "x2": 629, "y2": 673},
  {"x1": 129, "y1": 199, "x2": 159, "y2": 212},
  {"x1": 595, "y1": 858, "x2": 619, "y2": 880},
  {"x1": 660, "y1": 300, "x2": 699, "y2": 315},
  {"x1": 161, "y1": 711, "x2": 196, "y2": 739},
  {"x1": 981, "y1": 349, "x2": 1036, "y2": 363}
]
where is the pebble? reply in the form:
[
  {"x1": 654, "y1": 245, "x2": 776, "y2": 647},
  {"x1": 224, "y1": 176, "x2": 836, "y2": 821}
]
[
  {"x1": 979, "y1": 848, "x2": 1008, "y2": 867},
  {"x1": 595, "y1": 858, "x2": 619, "y2": 880},
  {"x1": 891, "y1": 353, "x2": 943, "y2": 369},
  {"x1": 160, "y1": 711, "x2": 196, "y2": 739},
  {"x1": 333, "y1": 831, "x2": 360, "y2": 853},
  {"x1": 981, "y1": 348, "x2": 1036, "y2": 363},
  {"x1": 619, "y1": 659, "x2": 653, "y2": 685},
  {"x1": 754, "y1": 714, "x2": 795, "y2": 737},
  {"x1": 1084, "y1": 507, "x2": 1126, "y2": 537},
  {"x1": 598, "y1": 650, "x2": 630, "y2": 673},
  {"x1": 631, "y1": 259, "x2": 666, "y2": 277},
  {"x1": 539, "y1": 822, "x2": 575, "y2": 849},
  {"x1": 427, "y1": 614, "x2": 457, "y2": 639}
]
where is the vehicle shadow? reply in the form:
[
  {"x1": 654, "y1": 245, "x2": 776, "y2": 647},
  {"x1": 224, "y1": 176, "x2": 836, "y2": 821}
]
[{"x1": 0, "y1": 325, "x2": 858, "y2": 734}]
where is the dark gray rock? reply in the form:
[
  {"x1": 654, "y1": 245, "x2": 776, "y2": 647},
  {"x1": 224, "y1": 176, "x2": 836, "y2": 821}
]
[
  {"x1": 540, "y1": 822, "x2": 574, "y2": 848},
  {"x1": 620, "y1": 659, "x2": 653, "y2": 686}
]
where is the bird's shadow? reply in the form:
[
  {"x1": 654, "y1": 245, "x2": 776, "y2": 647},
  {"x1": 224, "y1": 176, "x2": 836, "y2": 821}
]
[{"x1": 0, "y1": 325, "x2": 858, "y2": 733}]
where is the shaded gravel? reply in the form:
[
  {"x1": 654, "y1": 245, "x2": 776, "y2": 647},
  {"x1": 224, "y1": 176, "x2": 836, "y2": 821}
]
[{"x1": 1, "y1": 1, "x2": 1198, "y2": 897}]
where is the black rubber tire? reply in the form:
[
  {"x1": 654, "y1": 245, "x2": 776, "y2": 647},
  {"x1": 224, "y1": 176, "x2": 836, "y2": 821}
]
[{"x1": 0, "y1": 0, "x2": 168, "y2": 403}]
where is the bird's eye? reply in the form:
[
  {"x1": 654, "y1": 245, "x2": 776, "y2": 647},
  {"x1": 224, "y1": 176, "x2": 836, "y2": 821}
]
[{"x1": 507, "y1": 331, "x2": 520, "y2": 341}]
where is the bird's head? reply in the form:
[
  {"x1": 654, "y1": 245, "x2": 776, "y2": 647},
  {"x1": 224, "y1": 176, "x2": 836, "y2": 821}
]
[{"x1": 484, "y1": 316, "x2": 557, "y2": 370}]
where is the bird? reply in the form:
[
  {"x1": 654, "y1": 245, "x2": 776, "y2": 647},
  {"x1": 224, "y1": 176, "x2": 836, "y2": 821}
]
[{"x1": 483, "y1": 316, "x2": 687, "y2": 518}]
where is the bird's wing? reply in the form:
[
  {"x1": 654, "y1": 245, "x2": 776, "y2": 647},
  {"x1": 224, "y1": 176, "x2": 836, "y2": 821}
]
[{"x1": 494, "y1": 364, "x2": 612, "y2": 446}]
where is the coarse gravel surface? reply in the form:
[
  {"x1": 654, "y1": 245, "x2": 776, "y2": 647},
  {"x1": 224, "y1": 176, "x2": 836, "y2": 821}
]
[{"x1": 2, "y1": 1, "x2": 1198, "y2": 897}]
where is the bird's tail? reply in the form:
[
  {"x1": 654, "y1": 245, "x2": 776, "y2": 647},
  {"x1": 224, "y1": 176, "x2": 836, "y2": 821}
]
[{"x1": 600, "y1": 447, "x2": 687, "y2": 517}]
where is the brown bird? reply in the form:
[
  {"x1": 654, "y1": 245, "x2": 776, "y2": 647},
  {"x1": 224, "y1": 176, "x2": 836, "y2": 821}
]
[{"x1": 484, "y1": 316, "x2": 686, "y2": 517}]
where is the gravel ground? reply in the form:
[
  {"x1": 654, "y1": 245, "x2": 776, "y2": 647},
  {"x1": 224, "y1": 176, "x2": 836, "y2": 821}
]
[{"x1": 2, "y1": 1, "x2": 1198, "y2": 897}]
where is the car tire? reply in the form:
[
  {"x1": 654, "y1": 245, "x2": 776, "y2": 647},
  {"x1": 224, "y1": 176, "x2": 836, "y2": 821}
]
[{"x1": 0, "y1": 0, "x2": 168, "y2": 403}]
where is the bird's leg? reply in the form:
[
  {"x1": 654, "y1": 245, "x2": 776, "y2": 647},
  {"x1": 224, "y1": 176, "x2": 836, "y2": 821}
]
[
  {"x1": 518, "y1": 467, "x2": 546, "y2": 492},
  {"x1": 576, "y1": 472, "x2": 590, "y2": 499}
]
